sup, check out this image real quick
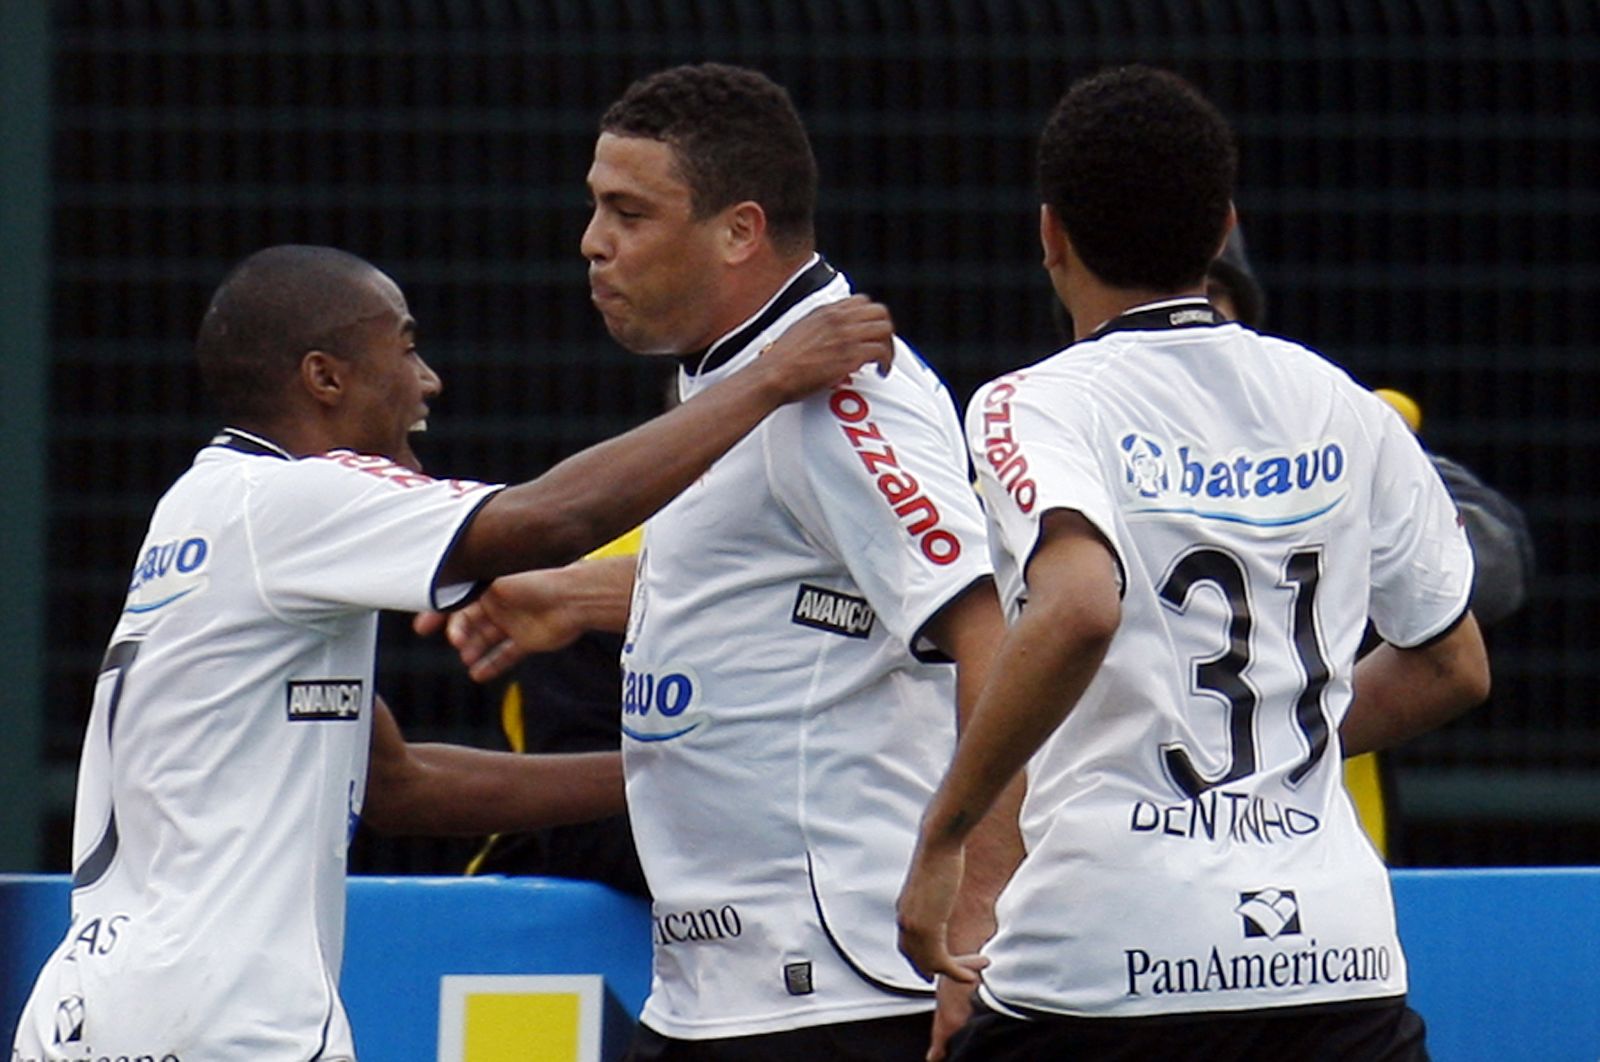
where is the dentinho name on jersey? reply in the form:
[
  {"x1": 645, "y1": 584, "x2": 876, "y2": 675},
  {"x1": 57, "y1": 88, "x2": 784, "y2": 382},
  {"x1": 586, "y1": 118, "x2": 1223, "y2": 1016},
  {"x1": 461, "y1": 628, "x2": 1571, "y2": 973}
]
[
  {"x1": 1130, "y1": 789, "x2": 1321, "y2": 846},
  {"x1": 792, "y1": 584, "x2": 876, "y2": 638},
  {"x1": 285, "y1": 679, "x2": 365, "y2": 721},
  {"x1": 828, "y1": 386, "x2": 963, "y2": 565}
]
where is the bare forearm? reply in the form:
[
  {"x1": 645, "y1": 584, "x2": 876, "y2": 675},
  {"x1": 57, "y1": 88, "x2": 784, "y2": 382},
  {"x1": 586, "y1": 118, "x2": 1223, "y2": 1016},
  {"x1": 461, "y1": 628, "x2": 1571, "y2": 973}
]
[
  {"x1": 924, "y1": 608, "x2": 1105, "y2": 849},
  {"x1": 548, "y1": 555, "x2": 635, "y2": 635},
  {"x1": 924, "y1": 515, "x2": 1119, "y2": 849},
  {"x1": 450, "y1": 369, "x2": 790, "y2": 579},
  {"x1": 924, "y1": 580, "x2": 1025, "y2": 951},
  {"x1": 896, "y1": 585, "x2": 1107, "y2": 985},
  {"x1": 365, "y1": 747, "x2": 625, "y2": 837},
  {"x1": 445, "y1": 296, "x2": 894, "y2": 583},
  {"x1": 1342, "y1": 614, "x2": 1490, "y2": 757},
  {"x1": 945, "y1": 777, "x2": 1024, "y2": 952}
]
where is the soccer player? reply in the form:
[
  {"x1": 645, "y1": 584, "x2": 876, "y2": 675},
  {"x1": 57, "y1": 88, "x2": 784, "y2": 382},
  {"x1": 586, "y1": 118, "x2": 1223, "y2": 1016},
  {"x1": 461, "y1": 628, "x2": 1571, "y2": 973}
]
[
  {"x1": 895, "y1": 67, "x2": 1490, "y2": 1060},
  {"x1": 427, "y1": 64, "x2": 1015, "y2": 1061},
  {"x1": 10, "y1": 243, "x2": 892, "y2": 1062}
]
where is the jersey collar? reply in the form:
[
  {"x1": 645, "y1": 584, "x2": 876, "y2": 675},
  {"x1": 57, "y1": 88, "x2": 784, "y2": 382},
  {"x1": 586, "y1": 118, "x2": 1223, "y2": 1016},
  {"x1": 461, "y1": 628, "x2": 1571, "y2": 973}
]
[
  {"x1": 210, "y1": 427, "x2": 294, "y2": 460},
  {"x1": 1085, "y1": 297, "x2": 1223, "y2": 341},
  {"x1": 677, "y1": 255, "x2": 839, "y2": 377}
]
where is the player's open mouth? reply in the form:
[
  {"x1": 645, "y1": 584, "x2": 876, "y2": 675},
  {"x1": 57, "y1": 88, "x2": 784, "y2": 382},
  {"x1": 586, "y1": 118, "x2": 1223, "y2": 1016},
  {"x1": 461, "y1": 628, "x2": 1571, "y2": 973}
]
[{"x1": 410, "y1": 418, "x2": 428, "y2": 433}]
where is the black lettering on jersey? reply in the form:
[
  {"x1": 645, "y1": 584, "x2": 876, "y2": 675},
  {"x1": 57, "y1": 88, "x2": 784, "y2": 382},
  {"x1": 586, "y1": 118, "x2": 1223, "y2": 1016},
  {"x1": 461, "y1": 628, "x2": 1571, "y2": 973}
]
[
  {"x1": 791, "y1": 584, "x2": 875, "y2": 639},
  {"x1": 285, "y1": 679, "x2": 365, "y2": 721}
]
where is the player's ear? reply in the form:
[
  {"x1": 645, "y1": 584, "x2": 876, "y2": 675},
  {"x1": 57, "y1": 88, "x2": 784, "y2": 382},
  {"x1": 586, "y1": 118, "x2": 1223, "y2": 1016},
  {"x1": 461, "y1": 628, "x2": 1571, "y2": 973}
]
[
  {"x1": 1214, "y1": 201, "x2": 1239, "y2": 259},
  {"x1": 300, "y1": 350, "x2": 346, "y2": 408},
  {"x1": 721, "y1": 200, "x2": 768, "y2": 265},
  {"x1": 1040, "y1": 204, "x2": 1069, "y2": 269}
]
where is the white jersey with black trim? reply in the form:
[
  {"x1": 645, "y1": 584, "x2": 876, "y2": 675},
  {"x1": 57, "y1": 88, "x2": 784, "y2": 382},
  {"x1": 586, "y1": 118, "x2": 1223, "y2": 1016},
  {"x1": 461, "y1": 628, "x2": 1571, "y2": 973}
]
[
  {"x1": 12, "y1": 430, "x2": 500, "y2": 1062},
  {"x1": 968, "y1": 299, "x2": 1472, "y2": 1020},
  {"x1": 624, "y1": 257, "x2": 993, "y2": 1039}
]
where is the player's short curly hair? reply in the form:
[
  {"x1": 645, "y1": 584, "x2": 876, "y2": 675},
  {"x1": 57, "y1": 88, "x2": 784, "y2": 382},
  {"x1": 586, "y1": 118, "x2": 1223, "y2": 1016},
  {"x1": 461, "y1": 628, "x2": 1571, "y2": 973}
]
[
  {"x1": 1038, "y1": 66, "x2": 1236, "y2": 292},
  {"x1": 601, "y1": 63, "x2": 817, "y2": 256},
  {"x1": 195, "y1": 245, "x2": 380, "y2": 423}
]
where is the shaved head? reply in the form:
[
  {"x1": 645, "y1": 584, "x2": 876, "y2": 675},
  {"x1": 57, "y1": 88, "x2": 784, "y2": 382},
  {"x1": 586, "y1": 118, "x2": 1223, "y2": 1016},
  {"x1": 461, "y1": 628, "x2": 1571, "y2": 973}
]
[{"x1": 196, "y1": 245, "x2": 392, "y2": 423}]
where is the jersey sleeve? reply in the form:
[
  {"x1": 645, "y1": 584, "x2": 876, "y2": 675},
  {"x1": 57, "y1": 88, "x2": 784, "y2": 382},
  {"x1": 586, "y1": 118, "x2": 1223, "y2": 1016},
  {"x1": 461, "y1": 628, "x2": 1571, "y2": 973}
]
[
  {"x1": 244, "y1": 452, "x2": 505, "y2": 619},
  {"x1": 966, "y1": 369, "x2": 1126, "y2": 590},
  {"x1": 1365, "y1": 398, "x2": 1475, "y2": 646},
  {"x1": 770, "y1": 346, "x2": 992, "y2": 655}
]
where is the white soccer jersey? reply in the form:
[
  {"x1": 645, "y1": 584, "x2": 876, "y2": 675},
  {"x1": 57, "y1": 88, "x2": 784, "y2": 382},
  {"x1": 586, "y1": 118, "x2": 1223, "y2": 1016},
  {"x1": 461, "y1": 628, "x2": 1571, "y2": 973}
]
[
  {"x1": 12, "y1": 430, "x2": 499, "y2": 1062},
  {"x1": 623, "y1": 258, "x2": 993, "y2": 1039},
  {"x1": 969, "y1": 299, "x2": 1472, "y2": 1020}
]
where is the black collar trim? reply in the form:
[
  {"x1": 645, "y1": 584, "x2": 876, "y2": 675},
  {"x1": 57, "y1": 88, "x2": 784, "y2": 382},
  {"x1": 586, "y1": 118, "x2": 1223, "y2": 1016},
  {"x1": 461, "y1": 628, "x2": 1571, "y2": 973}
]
[
  {"x1": 1086, "y1": 299, "x2": 1223, "y2": 342},
  {"x1": 677, "y1": 257, "x2": 839, "y2": 377},
  {"x1": 210, "y1": 427, "x2": 294, "y2": 460}
]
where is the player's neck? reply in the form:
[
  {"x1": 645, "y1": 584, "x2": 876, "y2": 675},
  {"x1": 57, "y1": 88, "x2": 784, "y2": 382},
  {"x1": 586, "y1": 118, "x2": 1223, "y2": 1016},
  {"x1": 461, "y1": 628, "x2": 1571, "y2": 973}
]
[
  {"x1": 696, "y1": 249, "x2": 817, "y2": 351},
  {"x1": 1066, "y1": 282, "x2": 1209, "y2": 341},
  {"x1": 232, "y1": 415, "x2": 341, "y2": 461}
]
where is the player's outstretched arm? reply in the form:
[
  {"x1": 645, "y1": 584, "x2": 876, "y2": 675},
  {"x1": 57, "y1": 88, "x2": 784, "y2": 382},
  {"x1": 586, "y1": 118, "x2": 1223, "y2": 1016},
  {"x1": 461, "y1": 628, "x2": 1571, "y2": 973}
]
[
  {"x1": 898, "y1": 510, "x2": 1120, "y2": 986},
  {"x1": 1341, "y1": 614, "x2": 1490, "y2": 758},
  {"x1": 361, "y1": 697, "x2": 626, "y2": 835},
  {"x1": 438, "y1": 297, "x2": 893, "y2": 585},
  {"x1": 413, "y1": 554, "x2": 636, "y2": 684}
]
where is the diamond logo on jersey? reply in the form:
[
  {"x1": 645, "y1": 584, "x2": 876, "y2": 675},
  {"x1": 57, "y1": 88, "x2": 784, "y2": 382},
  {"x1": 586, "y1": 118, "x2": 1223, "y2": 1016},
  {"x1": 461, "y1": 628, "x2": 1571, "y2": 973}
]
[
  {"x1": 285, "y1": 679, "x2": 365, "y2": 721},
  {"x1": 791, "y1": 584, "x2": 876, "y2": 638},
  {"x1": 1236, "y1": 888, "x2": 1302, "y2": 939},
  {"x1": 1117, "y1": 431, "x2": 1349, "y2": 528},
  {"x1": 124, "y1": 534, "x2": 211, "y2": 614},
  {"x1": 53, "y1": 995, "x2": 85, "y2": 1044}
]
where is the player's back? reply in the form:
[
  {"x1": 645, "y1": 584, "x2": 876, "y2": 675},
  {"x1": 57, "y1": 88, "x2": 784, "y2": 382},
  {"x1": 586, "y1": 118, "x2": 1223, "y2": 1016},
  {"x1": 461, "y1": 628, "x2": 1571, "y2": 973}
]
[{"x1": 968, "y1": 307, "x2": 1471, "y2": 1018}]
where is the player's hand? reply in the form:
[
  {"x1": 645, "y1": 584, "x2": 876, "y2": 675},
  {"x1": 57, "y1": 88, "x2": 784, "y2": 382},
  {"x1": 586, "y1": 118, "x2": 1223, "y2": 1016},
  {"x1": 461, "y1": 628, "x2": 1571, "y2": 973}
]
[
  {"x1": 756, "y1": 295, "x2": 894, "y2": 401},
  {"x1": 896, "y1": 837, "x2": 975, "y2": 987},
  {"x1": 412, "y1": 570, "x2": 584, "y2": 683},
  {"x1": 928, "y1": 962, "x2": 987, "y2": 1061}
]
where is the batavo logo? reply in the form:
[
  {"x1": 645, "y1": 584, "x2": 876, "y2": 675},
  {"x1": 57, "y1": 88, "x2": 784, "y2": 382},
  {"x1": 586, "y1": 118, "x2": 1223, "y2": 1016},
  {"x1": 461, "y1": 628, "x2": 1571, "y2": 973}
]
[
  {"x1": 828, "y1": 387, "x2": 962, "y2": 565},
  {"x1": 619, "y1": 663, "x2": 703, "y2": 743},
  {"x1": 1117, "y1": 431, "x2": 1349, "y2": 527},
  {"x1": 124, "y1": 535, "x2": 210, "y2": 615}
]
